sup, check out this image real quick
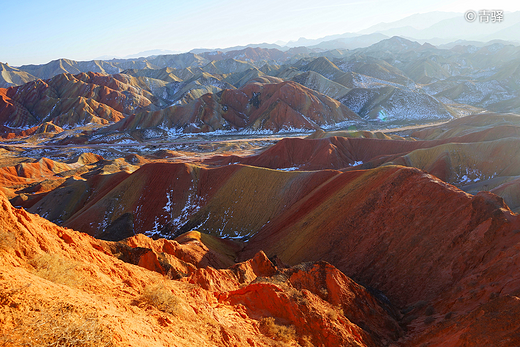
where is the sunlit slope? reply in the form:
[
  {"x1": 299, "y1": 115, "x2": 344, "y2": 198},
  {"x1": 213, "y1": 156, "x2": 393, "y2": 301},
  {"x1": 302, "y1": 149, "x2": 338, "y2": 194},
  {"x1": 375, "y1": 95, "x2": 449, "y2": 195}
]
[
  {"x1": 204, "y1": 136, "x2": 444, "y2": 170},
  {"x1": 174, "y1": 165, "x2": 338, "y2": 239},
  {"x1": 393, "y1": 138, "x2": 520, "y2": 183},
  {"x1": 0, "y1": 158, "x2": 75, "y2": 189},
  {"x1": 410, "y1": 113, "x2": 520, "y2": 140}
]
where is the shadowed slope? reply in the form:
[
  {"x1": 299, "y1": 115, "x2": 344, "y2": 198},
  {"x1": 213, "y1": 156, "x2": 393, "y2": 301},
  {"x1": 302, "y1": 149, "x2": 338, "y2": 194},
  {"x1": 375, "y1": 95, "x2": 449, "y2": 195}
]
[
  {"x1": 390, "y1": 137, "x2": 520, "y2": 183},
  {"x1": 0, "y1": 63, "x2": 37, "y2": 88},
  {"x1": 238, "y1": 165, "x2": 520, "y2": 344}
]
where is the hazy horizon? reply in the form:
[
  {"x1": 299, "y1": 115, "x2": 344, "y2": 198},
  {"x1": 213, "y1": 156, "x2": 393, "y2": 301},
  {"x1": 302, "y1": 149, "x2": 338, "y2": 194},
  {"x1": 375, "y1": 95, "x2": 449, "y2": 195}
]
[{"x1": 3, "y1": 0, "x2": 520, "y2": 66}]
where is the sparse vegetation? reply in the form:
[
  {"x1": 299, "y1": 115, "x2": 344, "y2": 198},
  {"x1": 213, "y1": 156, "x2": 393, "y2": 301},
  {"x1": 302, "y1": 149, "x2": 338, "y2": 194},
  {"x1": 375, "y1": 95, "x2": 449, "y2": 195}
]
[
  {"x1": 0, "y1": 231, "x2": 16, "y2": 251},
  {"x1": 139, "y1": 283, "x2": 179, "y2": 315},
  {"x1": 424, "y1": 316, "x2": 436, "y2": 325},
  {"x1": 29, "y1": 253, "x2": 83, "y2": 287},
  {"x1": 425, "y1": 306, "x2": 435, "y2": 316},
  {"x1": 1, "y1": 302, "x2": 114, "y2": 347},
  {"x1": 0, "y1": 284, "x2": 112, "y2": 347},
  {"x1": 319, "y1": 287, "x2": 328, "y2": 299},
  {"x1": 288, "y1": 287, "x2": 309, "y2": 307},
  {"x1": 326, "y1": 305, "x2": 344, "y2": 320},
  {"x1": 259, "y1": 317, "x2": 297, "y2": 343},
  {"x1": 298, "y1": 335, "x2": 314, "y2": 347}
]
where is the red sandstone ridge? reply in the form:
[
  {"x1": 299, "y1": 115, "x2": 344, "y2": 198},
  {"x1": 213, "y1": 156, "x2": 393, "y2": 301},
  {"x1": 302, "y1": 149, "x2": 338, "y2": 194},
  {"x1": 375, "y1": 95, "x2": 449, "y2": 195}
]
[
  {"x1": 204, "y1": 136, "x2": 431, "y2": 170},
  {"x1": 201, "y1": 135, "x2": 478, "y2": 171},
  {"x1": 0, "y1": 191, "x2": 400, "y2": 346},
  {"x1": 0, "y1": 72, "x2": 160, "y2": 132},
  {"x1": 104, "y1": 79, "x2": 362, "y2": 133},
  {"x1": 201, "y1": 130, "x2": 520, "y2": 213},
  {"x1": 0, "y1": 122, "x2": 63, "y2": 139},
  {"x1": 238, "y1": 165, "x2": 520, "y2": 345},
  {"x1": 28, "y1": 162, "x2": 341, "y2": 240},
  {"x1": 0, "y1": 157, "x2": 74, "y2": 188}
]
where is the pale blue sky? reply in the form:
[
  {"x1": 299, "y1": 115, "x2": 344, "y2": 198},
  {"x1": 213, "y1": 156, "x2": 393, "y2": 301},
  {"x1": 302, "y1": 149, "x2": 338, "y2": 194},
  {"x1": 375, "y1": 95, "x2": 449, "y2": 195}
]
[{"x1": 2, "y1": 0, "x2": 519, "y2": 66}]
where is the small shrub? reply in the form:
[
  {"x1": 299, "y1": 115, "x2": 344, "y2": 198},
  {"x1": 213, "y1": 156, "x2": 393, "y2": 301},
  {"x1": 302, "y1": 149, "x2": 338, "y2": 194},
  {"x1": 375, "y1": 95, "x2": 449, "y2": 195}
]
[
  {"x1": 424, "y1": 316, "x2": 436, "y2": 325},
  {"x1": 326, "y1": 308, "x2": 338, "y2": 320},
  {"x1": 0, "y1": 283, "x2": 29, "y2": 308},
  {"x1": 299, "y1": 335, "x2": 314, "y2": 347},
  {"x1": 259, "y1": 317, "x2": 296, "y2": 343},
  {"x1": 326, "y1": 305, "x2": 344, "y2": 320},
  {"x1": 425, "y1": 306, "x2": 435, "y2": 316},
  {"x1": 286, "y1": 287, "x2": 309, "y2": 306},
  {"x1": 319, "y1": 287, "x2": 328, "y2": 299},
  {"x1": 139, "y1": 283, "x2": 179, "y2": 315},
  {"x1": 29, "y1": 253, "x2": 83, "y2": 287},
  {"x1": 400, "y1": 314, "x2": 418, "y2": 327},
  {"x1": 32, "y1": 312, "x2": 111, "y2": 346}
]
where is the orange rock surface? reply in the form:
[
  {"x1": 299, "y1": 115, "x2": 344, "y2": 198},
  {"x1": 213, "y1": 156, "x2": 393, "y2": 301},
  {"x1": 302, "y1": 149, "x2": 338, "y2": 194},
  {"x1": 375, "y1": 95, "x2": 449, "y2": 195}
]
[{"x1": 0, "y1": 191, "x2": 399, "y2": 346}]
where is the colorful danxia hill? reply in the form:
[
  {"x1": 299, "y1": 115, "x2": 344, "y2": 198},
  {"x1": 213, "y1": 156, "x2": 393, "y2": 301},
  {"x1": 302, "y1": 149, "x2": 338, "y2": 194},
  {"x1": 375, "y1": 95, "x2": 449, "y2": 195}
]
[{"x1": 2, "y1": 39, "x2": 520, "y2": 346}]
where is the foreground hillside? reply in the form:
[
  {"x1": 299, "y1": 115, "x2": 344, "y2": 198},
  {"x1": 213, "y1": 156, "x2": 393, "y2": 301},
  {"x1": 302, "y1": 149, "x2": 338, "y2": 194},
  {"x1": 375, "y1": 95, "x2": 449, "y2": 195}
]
[
  {"x1": 1, "y1": 165, "x2": 520, "y2": 346},
  {"x1": 1, "y1": 112, "x2": 520, "y2": 345},
  {"x1": 0, "y1": 191, "x2": 401, "y2": 346}
]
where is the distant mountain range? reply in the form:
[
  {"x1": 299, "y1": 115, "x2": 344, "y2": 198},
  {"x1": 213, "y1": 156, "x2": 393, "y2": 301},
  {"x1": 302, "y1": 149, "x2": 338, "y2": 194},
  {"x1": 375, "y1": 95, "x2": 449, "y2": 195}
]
[
  {"x1": 287, "y1": 11, "x2": 520, "y2": 47},
  {"x1": 2, "y1": 12, "x2": 520, "y2": 136}
]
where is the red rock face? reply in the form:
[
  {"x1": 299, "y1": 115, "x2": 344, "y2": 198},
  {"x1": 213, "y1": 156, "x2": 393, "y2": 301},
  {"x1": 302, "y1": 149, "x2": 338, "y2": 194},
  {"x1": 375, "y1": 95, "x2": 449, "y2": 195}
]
[
  {"x1": 237, "y1": 166, "x2": 520, "y2": 345},
  {"x1": 0, "y1": 87, "x2": 39, "y2": 128},
  {"x1": 0, "y1": 121, "x2": 64, "y2": 139},
  {"x1": 0, "y1": 158, "x2": 73, "y2": 188},
  {"x1": 0, "y1": 72, "x2": 158, "y2": 132}
]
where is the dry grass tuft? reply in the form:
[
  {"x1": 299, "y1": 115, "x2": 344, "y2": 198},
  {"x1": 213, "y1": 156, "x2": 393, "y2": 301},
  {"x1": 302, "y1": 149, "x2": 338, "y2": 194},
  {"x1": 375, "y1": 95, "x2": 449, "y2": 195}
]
[
  {"x1": 139, "y1": 283, "x2": 179, "y2": 315},
  {"x1": 29, "y1": 253, "x2": 83, "y2": 288},
  {"x1": 259, "y1": 317, "x2": 297, "y2": 343},
  {"x1": 2, "y1": 304, "x2": 114, "y2": 347},
  {"x1": 326, "y1": 305, "x2": 344, "y2": 321},
  {"x1": 0, "y1": 231, "x2": 16, "y2": 251},
  {"x1": 298, "y1": 335, "x2": 314, "y2": 347},
  {"x1": 0, "y1": 284, "x2": 113, "y2": 347}
]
